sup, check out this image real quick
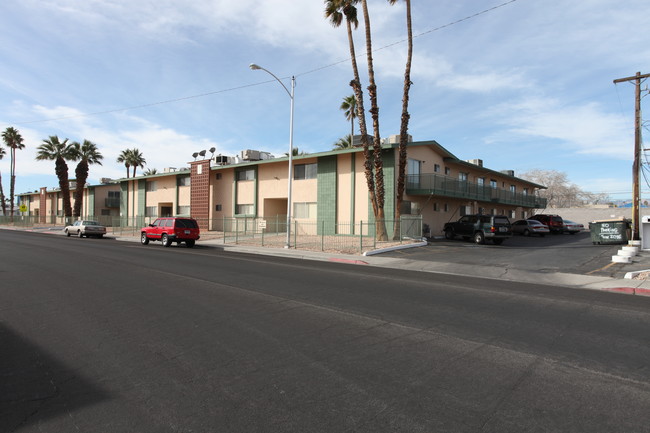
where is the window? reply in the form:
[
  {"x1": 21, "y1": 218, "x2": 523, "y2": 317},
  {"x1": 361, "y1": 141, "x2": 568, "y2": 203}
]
[
  {"x1": 459, "y1": 173, "x2": 468, "y2": 181},
  {"x1": 433, "y1": 203, "x2": 439, "y2": 212},
  {"x1": 510, "y1": 185, "x2": 516, "y2": 193},
  {"x1": 444, "y1": 203, "x2": 449, "y2": 212},
  {"x1": 510, "y1": 210, "x2": 516, "y2": 218},
  {"x1": 237, "y1": 169, "x2": 255, "y2": 181},
  {"x1": 477, "y1": 177, "x2": 485, "y2": 187},
  {"x1": 294, "y1": 163, "x2": 317, "y2": 180},
  {"x1": 177, "y1": 205, "x2": 190, "y2": 215},
  {"x1": 434, "y1": 164, "x2": 440, "y2": 173},
  {"x1": 108, "y1": 191, "x2": 120, "y2": 198},
  {"x1": 293, "y1": 202, "x2": 317, "y2": 219},
  {"x1": 523, "y1": 188, "x2": 529, "y2": 196},
  {"x1": 478, "y1": 207, "x2": 484, "y2": 215},
  {"x1": 490, "y1": 179, "x2": 497, "y2": 189},
  {"x1": 236, "y1": 204, "x2": 254, "y2": 215},
  {"x1": 145, "y1": 206, "x2": 158, "y2": 217},
  {"x1": 146, "y1": 181, "x2": 157, "y2": 192},
  {"x1": 407, "y1": 159, "x2": 421, "y2": 176},
  {"x1": 177, "y1": 176, "x2": 190, "y2": 187},
  {"x1": 215, "y1": 204, "x2": 222, "y2": 211},
  {"x1": 215, "y1": 173, "x2": 222, "y2": 180},
  {"x1": 445, "y1": 167, "x2": 451, "y2": 176},
  {"x1": 101, "y1": 209, "x2": 111, "y2": 216}
]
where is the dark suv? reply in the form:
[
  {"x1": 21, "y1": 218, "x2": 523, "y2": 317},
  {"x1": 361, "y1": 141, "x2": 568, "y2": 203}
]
[
  {"x1": 529, "y1": 214, "x2": 564, "y2": 234},
  {"x1": 443, "y1": 214, "x2": 512, "y2": 245},
  {"x1": 141, "y1": 217, "x2": 200, "y2": 248}
]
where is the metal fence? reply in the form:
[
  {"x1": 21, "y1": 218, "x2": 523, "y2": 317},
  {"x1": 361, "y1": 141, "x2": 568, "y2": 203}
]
[{"x1": 0, "y1": 214, "x2": 423, "y2": 254}]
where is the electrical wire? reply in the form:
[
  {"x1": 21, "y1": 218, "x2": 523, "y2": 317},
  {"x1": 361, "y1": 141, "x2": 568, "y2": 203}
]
[{"x1": 10, "y1": 0, "x2": 523, "y2": 126}]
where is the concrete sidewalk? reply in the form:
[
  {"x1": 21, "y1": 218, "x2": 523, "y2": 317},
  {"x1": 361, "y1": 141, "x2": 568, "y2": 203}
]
[{"x1": 7, "y1": 225, "x2": 650, "y2": 297}]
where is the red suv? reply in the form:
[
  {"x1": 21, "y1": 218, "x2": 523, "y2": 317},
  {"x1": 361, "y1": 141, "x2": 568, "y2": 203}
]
[
  {"x1": 141, "y1": 217, "x2": 200, "y2": 248},
  {"x1": 529, "y1": 214, "x2": 564, "y2": 234}
]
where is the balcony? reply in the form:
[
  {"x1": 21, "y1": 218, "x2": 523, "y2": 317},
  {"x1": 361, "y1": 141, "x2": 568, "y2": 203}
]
[{"x1": 406, "y1": 174, "x2": 547, "y2": 208}]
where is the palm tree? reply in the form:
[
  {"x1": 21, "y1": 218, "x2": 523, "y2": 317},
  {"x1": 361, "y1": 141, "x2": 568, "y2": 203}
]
[
  {"x1": 389, "y1": 0, "x2": 413, "y2": 239},
  {"x1": 117, "y1": 149, "x2": 132, "y2": 178},
  {"x1": 284, "y1": 148, "x2": 306, "y2": 157},
  {"x1": 332, "y1": 135, "x2": 353, "y2": 150},
  {"x1": 143, "y1": 168, "x2": 158, "y2": 176},
  {"x1": 36, "y1": 136, "x2": 76, "y2": 218},
  {"x1": 128, "y1": 148, "x2": 146, "y2": 177},
  {"x1": 340, "y1": 94, "x2": 357, "y2": 140},
  {"x1": 0, "y1": 143, "x2": 6, "y2": 216},
  {"x1": 2, "y1": 127, "x2": 25, "y2": 220},
  {"x1": 71, "y1": 140, "x2": 103, "y2": 218},
  {"x1": 325, "y1": 0, "x2": 386, "y2": 240}
]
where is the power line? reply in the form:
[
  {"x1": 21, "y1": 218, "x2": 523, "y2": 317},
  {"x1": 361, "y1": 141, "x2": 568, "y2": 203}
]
[{"x1": 10, "y1": 0, "x2": 523, "y2": 126}]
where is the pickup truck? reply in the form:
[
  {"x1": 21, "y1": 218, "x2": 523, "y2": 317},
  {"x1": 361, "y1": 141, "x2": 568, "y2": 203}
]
[{"x1": 443, "y1": 214, "x2": 512, "y2": 245}]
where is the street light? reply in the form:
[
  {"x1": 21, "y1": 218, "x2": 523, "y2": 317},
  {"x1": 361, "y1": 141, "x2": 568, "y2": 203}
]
[{"x1": 250, "y1": 63, "x2": 295, "y2": 249}]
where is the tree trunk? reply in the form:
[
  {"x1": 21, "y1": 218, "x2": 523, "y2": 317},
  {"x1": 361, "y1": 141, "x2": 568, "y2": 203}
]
[
  {"x1": 10, "y1": 149, "x2": 16, "y2": 222},
  {"x1": 73, "y1": 161, "x2": 89, "y2": 218},
  {"x1": 393, "y1": 0, "x2": 413, "y2": 240},
  {"x1": 0, "y1": 172, "x2": 6, "y2": 216},
  {"x1": 360, "y1": 0, "x2": 387, "y2": 241},
  {"x1": 55, "y1": 157, "x2": 73, "y2": 219}
]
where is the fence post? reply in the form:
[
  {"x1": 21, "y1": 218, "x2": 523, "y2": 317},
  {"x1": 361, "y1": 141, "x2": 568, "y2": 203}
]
[
  {"x1": 373, "y1": 221, "x2": 377, "y2": 250},
  {"x1": 293, "y1": 220, "x2": 297, "y2": 249},
  {"x1": 360, "y1": 221, "x2": 363, "y2": 254}
]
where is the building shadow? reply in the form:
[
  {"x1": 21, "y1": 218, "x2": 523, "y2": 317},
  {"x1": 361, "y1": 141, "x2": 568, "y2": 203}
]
[{"x1": 0, "y1": 323, "x2": 109, "y2": 431}]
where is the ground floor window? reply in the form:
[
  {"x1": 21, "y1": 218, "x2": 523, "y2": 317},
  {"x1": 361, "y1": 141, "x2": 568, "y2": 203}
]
[
  {"x1": 293, "y1": 202, "x2": 317, "y2": 219},
  {"x1": 145, "y1": 206, "x2": 158, "y2": 217},
  {"x1": 177, "y1": 205, "x2": 190, "y2": 215},
  {"x1": 236, "y1": 203, "x2": 254, "y2": 215}
]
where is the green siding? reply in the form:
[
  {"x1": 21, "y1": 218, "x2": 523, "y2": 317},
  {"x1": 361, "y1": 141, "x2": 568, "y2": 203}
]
[
  {"x1": 367, "y1": 150, "x2": 395, "y2": 237},
  {"x1": 87, "y1": 187, "x2": 95, "y2": 217},
  {"x1": 317, "y1": 155, "x2": 337, "y2": 235},
  {"x1": 120, "y1": 182, "x2": 128, "y2": 218},
  {"x1": 138, "y1": 180, "x2": 146, "y2": 217}
]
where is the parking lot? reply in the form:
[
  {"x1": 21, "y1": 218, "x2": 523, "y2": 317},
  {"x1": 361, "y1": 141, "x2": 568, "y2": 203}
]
[{"x1": 382, "y1": 231, "x2": 643, "y2": 279}]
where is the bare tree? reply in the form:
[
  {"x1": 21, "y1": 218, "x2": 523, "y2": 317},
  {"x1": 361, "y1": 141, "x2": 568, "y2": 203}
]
[{"x1": 520, "y1": 169, "x2": 609, "y2": 208}]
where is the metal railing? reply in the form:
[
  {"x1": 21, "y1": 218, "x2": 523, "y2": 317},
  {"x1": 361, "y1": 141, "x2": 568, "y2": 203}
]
[{"x1": 406, "y1": 174, "x2": 547, "y2": 208}]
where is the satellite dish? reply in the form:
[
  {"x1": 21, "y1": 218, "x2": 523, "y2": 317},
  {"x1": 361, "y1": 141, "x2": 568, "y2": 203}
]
[
  {"x1": 192, "y1": 152, "x2": 199, "y2": 160},
  {"x1": 199, "y1": 150, "x2": 207, "y2": 158}
]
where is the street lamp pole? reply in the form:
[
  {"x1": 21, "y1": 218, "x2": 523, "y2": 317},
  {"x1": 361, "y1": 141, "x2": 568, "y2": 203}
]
[{"x1": 250, "y1": 64, "x2": 295, "y2": 248}]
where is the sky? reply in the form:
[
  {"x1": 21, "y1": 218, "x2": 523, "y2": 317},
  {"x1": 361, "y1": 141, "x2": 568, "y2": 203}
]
[{"x1": 0, "y1": 0, "x2": 648, "y2": 202}]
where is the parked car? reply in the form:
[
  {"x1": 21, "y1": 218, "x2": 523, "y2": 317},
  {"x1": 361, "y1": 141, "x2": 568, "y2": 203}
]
[
  {"x1": 563, "y1": 219, "x2": 585, "y2": 234},
  {"x1": 443, "y1": 214, "x2": 512, "y2": 245},
  {"x1": 529, "y1": 214, "x2": 564, "y2": 234},
  {"x1": 511, "y1": 219, "x2": 549, "y2": 237},
  {"x1": 141, "y1": 217, "x2": 200, "y2": 247},
  {"x1": 64, "y1": 220, "x2": 107, "y2": 238}
]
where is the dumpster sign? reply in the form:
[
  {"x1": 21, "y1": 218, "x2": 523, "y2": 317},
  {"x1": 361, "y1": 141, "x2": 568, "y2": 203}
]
[{"x1": 598, "y1": 223, "x2": 624, "y2": 242}]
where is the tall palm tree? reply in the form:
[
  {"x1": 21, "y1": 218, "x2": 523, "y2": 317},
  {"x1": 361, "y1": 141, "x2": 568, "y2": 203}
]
[
  {"x1": 325, "y1": 0, "x2": 387, "y2": 240},
  {"x1": 0, "y1": 143, "x2": 6, "y2": 216},
  {"x1": 332, "y1": 135, "x2": 353, "y2": 150},
  {"x1": 36, "y1": 136, "x2": 76, "y2": 218},
  {"x1": 117, "y1": 149, "x2": 132, "y2": 178},
  {"x1": 71, "y1": 140, "x2": 103, "y2": 218},
  {"x1": 389, "y1": 0, "x2": 413, "y2": 239},
  {"x1": 340, "y1": 94, "x2": 357, "y2": 140},
  {"x1": 143, "y1": 168, "x2": 158, "y2": 176},
  {"x1": 2, "y1": 127, "x2": 25, "y2": 220},
  {"x1": 128, "y1": 148, "x2": 146, "y2": 177}
]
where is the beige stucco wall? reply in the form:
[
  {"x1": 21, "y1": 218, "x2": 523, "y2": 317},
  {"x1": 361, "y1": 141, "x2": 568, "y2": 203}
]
[{"x1": 210, "y1": 168, "x2": 234, "y2": 220}]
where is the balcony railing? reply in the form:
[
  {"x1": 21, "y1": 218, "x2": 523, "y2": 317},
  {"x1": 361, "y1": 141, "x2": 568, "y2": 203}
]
[{"x1": 406, "y1": 174, "x2": 547, "y2": 208}]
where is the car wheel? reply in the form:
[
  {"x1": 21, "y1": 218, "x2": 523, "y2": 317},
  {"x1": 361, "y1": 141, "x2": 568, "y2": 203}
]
[
  {"x1": 141, "y1": 233, "x2": 149, "y2": 245},
  {"x1": 65, "y1": 230, "x2": 71, "y2": 237},
  {"x1": 186, "y1": 240, "x2": 195, "y2": 248},
  {"x1": 523, "y1": 229, "x2": 530, "y2": 237},
  {"x1": 162, "y1": 233, "x2": 172, "y2": 247},
  {"x1": 77, "y1": 231, "x2": 84, "y2": 238},
  {"x1": 492, "y1": 239, "x2": 504, "y2": 245},
  {"x1": 473, "y1": 232, "x2": 485, "y2": 245},
  {"x1": 444, "y1": 229, "x2": 454, "y2": 240}
]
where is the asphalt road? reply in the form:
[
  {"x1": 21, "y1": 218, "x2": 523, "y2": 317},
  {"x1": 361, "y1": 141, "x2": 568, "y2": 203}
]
[{"x1": 2, "y1": 230, "x2": 650, "y2": 432}]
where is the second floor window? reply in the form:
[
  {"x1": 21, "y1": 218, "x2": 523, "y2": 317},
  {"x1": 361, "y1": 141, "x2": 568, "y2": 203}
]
[
  {"x1": 490, "y1": 179, "x2": 497, "y2": 189},
  {"x1": 146, "y1": 181, "x2": 157, "y2": 192},
  {"x1": 294, "y1": 163, "x2": 317, "y2": 180},
  {"x1": 237, "y1": 169, "x2": 255, "y2": 181},
  {"x1": 177, "y1": 176, "x2": 190, "y2": 187}
]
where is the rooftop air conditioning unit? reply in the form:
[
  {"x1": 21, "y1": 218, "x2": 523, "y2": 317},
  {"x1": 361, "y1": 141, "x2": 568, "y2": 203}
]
[
  {"x1": 213, "y1": 155, "x2": 231, "y2": 165},
  {"x1": 467, "y1": 159, "x2": 483, "y2": 167},
  {"x1": 387, "y1": 134, "x2": 413, "y2": 144},
  {"x1": 241, "y1": 149, "x2": 261, "y2": 161},
  {"x1": 500, "y1": 170, "x2": 515, "y2": 177}
]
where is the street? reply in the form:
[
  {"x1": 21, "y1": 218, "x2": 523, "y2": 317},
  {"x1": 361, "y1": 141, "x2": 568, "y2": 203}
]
[{"x1": 2, "y1": 230, "x2": 650, "y2": 432}]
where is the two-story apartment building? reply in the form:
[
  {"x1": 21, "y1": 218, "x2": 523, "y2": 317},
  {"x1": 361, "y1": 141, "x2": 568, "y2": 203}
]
[{"x1": 18, "y1": 138, "x2": 546, "y2": 236}]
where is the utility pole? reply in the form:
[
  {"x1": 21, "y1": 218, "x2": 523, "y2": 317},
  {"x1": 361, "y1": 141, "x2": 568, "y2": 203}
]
[{"x1": 613, "y1": 71, "x2": 649, "y2": 240}]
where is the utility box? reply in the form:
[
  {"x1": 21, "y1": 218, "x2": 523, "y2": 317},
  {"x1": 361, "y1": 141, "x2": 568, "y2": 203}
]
[
  {"x1": 642, "y1": 215, "x2": 650, "y2": 250},
  {"x1": 589, "y1": 219, "x2": 630, "y2": 245}
]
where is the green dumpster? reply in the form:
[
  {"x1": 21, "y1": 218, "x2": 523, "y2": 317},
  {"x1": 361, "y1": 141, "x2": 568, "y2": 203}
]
[{"x1": 589, "y1": 219, "x2": 630, "y2": 245}]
